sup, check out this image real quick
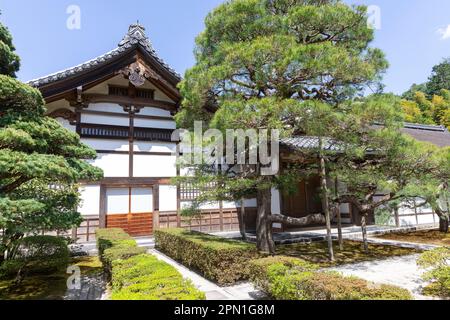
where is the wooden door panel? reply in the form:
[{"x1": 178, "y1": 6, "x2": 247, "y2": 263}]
[{"x1": 105, "y1": 187, "x2": 153, "y2": 236}]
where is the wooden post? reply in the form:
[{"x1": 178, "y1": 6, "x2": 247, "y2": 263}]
[
  {"x1": 413, "y1": 199, "x2": 419, "y2": 225},
  {"x1": 394, "y1": 206, "x2": 400, "y2": 228},
  {"x1": 219, "y1": 201, "x2": 224, "y2": 232},
  {"x1": 71, "y1": 227, "x2": 77, "y2": 242},
  {"x1": 86, "y1": 219, "x2": 90, "y2": 242},
  {"x1": 153, "y1": 184, "x2": 160, "y2": 232},
  {"x1": 176, "y1": 143, "x2": 181, "y2": 228},
  {"x1": 99, "y1": 185, "x2": 107, "y2": 228},
  {"x1": 239, "y1": 198, "x2": 247, "y2": 239}
]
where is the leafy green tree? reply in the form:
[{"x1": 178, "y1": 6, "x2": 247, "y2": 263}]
[
  {"x1": 400, "y1": 90, "x2": 450, "y2": 129},
  {"x1": 176, "y1": 0, "x2": 388, "y2": 254},
  {"x1": 402, "y1": 83, "x2": 427, "y2": 101},
  {"x1": 404, "y1": 147, "x2": 450, "y2": 233},
  {"x1": 427, "y1": 58, "x2": 450, "y2": 97},
  {"x1": 330, "y1": 97, "x2": 442, "y2": 250},
  {"x1": 0, "y1": 20, "x2": 103, "y2": 263}
]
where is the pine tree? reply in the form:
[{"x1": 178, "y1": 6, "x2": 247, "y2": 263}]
[
  {"x1": 176, "y1": 0, "x2": 388, "y2": 254},
  {"x1": 0, "y1": 20, "x2": 103, "y2": 262}
]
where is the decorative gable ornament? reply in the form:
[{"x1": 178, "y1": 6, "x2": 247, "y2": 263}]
[{"x1": 118, "y1": 23, "x2": 153, "y2": 52}]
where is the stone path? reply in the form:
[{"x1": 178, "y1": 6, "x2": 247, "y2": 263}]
[
  {"x1": 149, "y1": 249, "x2": 266, "y2": 300},
  {"x1": 328, "y1": 254, "x2": 437, "y2": 300},
  {"x1": 64, "y1": 273, "x2": 108, "y2": 300}
]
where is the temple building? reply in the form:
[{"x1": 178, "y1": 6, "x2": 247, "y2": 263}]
[{"x1": 29, "y1": 24, "x2": 450, "y2": 241}]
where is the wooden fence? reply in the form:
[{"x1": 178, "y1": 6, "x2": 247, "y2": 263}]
[
  {"x1": 158, "y1": 209, "x2": 242, "y2": 233},
  {"x1": 71, "y1": 215, "x2": 100, "y2": 242}
]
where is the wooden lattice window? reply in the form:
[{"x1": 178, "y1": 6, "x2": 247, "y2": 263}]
[
  {"x1": 136, "y1": 88, "x2": 155, "y2": 100},
  {"x1": 108, "y1": 85, "x2": 129, "y2": 97},
  {"x1": 180, "y1": 182, "x2": 217, "y2": 201}
]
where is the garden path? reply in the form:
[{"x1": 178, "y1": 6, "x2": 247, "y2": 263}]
[
  {"x1": 148, "y1": 249, "x2": 266, "y2": 300},
  {"x1": 328, "y1": 254, "x2": 438, "y2": 300}
]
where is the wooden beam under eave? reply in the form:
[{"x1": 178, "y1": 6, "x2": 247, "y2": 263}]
[{"x1": 82, "y1": 93, "x2": 178, "y2": 112}]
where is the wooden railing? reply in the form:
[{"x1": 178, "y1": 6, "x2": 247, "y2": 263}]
[
  {"x1": 72, "y1": 215, "x2": 100, "y2": 242},
  {"x1": 158, "y1": 209, "x2": 241, "y2": 233}
]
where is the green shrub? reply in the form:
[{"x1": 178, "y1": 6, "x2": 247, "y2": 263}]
[
  {"x1": 0, "y1": 236, "x2": 69, "y2": 280},
  {"x1": 249, "y1": 256, "x2": 413, "y2": 300},
  {"x1": 95, "y1": 228, "x2": 146, "y2": 270},
  {"x1": 102, "y1": 245, "x2": 147, "y2": 269},
  {"x1": 111, "y1": 254, "x2": 205, "y2": 300},
  {"x1": 154, "y1": 228, "x2": 259, "y2": 285},
  {"x1": 250, "y1": 256, "x2": 318, "y2": 294},
  {"x1": 96, "y1": 228, "x2": 134, "y2": 256},
  {"x1": 417, "y1": 247, "x2": 450, "y2": 297},
  {"x1": 96, "y1": 228, "x2": 205, "y2": 300}
]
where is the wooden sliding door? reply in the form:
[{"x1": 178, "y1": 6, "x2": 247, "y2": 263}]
[{"x1": 105, "y1": 187, "x2": 153, "y2": 236}]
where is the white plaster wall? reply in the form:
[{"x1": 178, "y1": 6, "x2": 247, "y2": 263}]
[
  {"x1": 139, "y1": 107, "x2": 172, "y2": 117},
  {"x1": 180, "y1": 201, "x2": 222, "y2": 210},
  {"x1": 340, "y1": 203, "x2": 350, "y2": 214},
  {"x1": 222, "y1": 201, "x2": 238, "y2": 209},
  {"x1": 57, "y1": 118, "x2": 76, "y2": 133},
  {"x1": 133, "y1": 155, "x2": 177, "y2": 177},
  {"x1": 88, "y1": 153, "x2": 129, "y2": 177},
  {"x1": 159, "y1": 185, "x2": 178, "y2": 212},
  {"x1": 243, "y1": 198, "x2": 257, "y2": 207},
  {"x1": 130, "y1": 188, "x2": 153, "y2": 213},
  {"x1": 81, "y1": 113, "x2": 129, "y2": 127},
  {"x1": 134, "y1": 118, "x2": 176, "y2": 130},
  {"x1": 78, "y1": 185, "x2": 100, "y2": 216},
  {"x1": 82, "y1": 138, "x2": 129, "y2": 151},
  {"x1": 271, "y1": 188, "x2": 281, "y2": 215},
  {"x1": 106, "y1": 188, "x2": 129, "y2": 214},
  {"x1": 134, "y1": 141, "x2": 176, "y2": 153},
  {"x1": 88, "y1": 103, "x2": 126, "y2": 114}
]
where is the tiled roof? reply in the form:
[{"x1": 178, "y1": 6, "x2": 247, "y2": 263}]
[
  {"x1": 281, "y1": 136, "x2": 342, "y2": 152},
  {"x1": 27, "y1": 23, "x2": 181, "y2": 87},
  {"x1": 281, "y1": 123, "x2": 450, "y2": 153},
  {"x1": 401, "y1": 123, "x2": 450, "y2": 148}
]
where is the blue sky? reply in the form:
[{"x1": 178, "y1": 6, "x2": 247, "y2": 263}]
[{"x1": 1, "y1": 0, "x2": 450, "y2": 95}]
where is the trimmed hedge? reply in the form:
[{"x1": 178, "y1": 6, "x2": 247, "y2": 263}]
[
  {"x1": 250, "y1": 256, "x2": 413, "y2": 300},
  {"x1": 0, "y1": 236, "x2": 69, "y2": 279},
  {"x1": 96, "y1": 228, "x2": 204, "y2": 300},
  {"x1": 95, "y1": 228, "x2": 146, "y2": 271},
  {"x1": 154, "y1": 228, "x2": 259, "y2": 285},
  {"x1": 111, "y1": 254, "x2": 205, "y2": 300}
]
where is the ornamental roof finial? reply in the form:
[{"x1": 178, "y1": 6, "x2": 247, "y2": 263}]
[{"x1": 118, "y1": 22, "x2": 153, "y2": 51}]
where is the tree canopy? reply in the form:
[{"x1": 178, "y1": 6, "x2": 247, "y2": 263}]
[
  {"x1": 401, "y1": 59, "x2": 450, "y2": 129},
  {"x1": 0, "y1": 19, "x2": 103, "y2": 262},
  {"x1": 176, "y1": 0, "x2": 390, "y2": 253}
]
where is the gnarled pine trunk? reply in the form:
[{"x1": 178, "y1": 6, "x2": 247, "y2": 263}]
[
  {"x1": 360, "y1": 212, "x2": 369, "y2": 253},
  {"x1": 256, "y1": 187, "x2": 273, "y2": 253},
  {"x1": 439, "y1": 216, "x2": 449, "y2": 233},
  {"x1": 319, "y1": 137, "x2": 334, "y2": 261},
  {"x1": 238, "y1": 198, "x2": 247, "y2": 240},
  {"x1": 256, "y1": 187, "x2": 327, "y2": 254},
  {"x1": 432, "y1": 206, "x2": 449, "y2": 233}
]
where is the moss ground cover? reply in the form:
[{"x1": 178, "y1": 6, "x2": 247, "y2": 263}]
[
  {"x1": 0, "y1": 256, "x2": 102, "y2": 300},
  {"x1": 276, "y1": 240, "x2": 420, "y2": 267},
  {"x1": 249, "y1": 256, "x2": 413, "y2": 300},
  {"x1": 376, "y1": 229, "x2": 450, "y2": 247}
]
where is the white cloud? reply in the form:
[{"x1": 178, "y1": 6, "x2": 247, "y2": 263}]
[{"x1": 437, "y1": 24, "x2": 450, "y2": 40}]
